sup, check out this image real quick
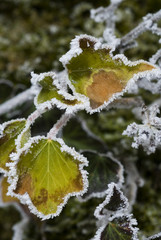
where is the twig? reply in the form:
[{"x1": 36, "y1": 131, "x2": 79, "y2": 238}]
[
  {"x1": 47, "y1": 113, "x2": 72, "y2": 139},
  {"x1": 0, "y1": 86, "x2": 37, "y2": 116},
  {"x1": 117, "y1": 9, "x2": 161, "y2": 50},
  {"x1": 109, "y1": 97, "x2": 144, "y2": 109}
]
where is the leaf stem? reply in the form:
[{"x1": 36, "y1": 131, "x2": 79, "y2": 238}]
[
  {"x1": 117, "y1": 9, "x2": 161, "y2": 50},
  {"x1": 47, "y1": 113, "x2": 72, "y2": 139}
]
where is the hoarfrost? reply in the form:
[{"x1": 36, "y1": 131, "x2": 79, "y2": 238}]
[
  {"x1": 94, "y1": 183, "x2": 129, "y2": 220},
  {"x1": 7, "y1": 136, "x2": 89, "y2": 220},
  {"x1": 123, "y1": 105, "x2": 161, "y2": 154},
  {"x1": 146, "y1": 232, "x2": 161, "y2": 240}
]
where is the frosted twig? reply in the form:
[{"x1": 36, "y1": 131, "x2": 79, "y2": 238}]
[
  {"x1": 123, "y1": 159, "x2": 144, "y2": 211},
  {"x1": 91, "y1": 0, "x2": 123, "y2": 45},
  {"x1": 0, "y1": 86, "x2": 37, "y2": 116},
  {"x1": 27, "y1": 109, "x2": 44, "y2": 125},
  {"x1": 150, "y1": 49, "x2": 161, "y2": 65},
  {"x1": 117, "y1": 10, "x2": 161, "y2": 50},
  {"x1": 109, "y1": 97, "x2": 144, "y2": 109},
  {"x1": 91, "y1": 0, "x2": 123, "y2": 28},
  {"x1": 47, "y1": 113, "x2": 72, "y2": 139}
]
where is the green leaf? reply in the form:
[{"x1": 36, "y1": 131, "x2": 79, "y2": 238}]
[
  {"x1": 20, "y1": 128, "x2": 31, "y2": 148},
  {"x1": 12, "y1": 137, "x2": 87, "y2": 218},
  {"x1": 94, "y1": 183, "x2": 128, "y2": 220},
  {"x1": 0, "y1": 177, "x2": 19, "y2": 204},
  {"x1": 37, "y1": 75, "x2": 79, "y2": 106},
  {"x1": 80, "y1": 151, "x2": 123, "y2": 200},
  {"x1": 102, "y1": 185, "x2": 128, "y2": 212},
  {"x1": 65, "y1": 36, "x2": 155, "y2": 109},
  {"x1": 0, "y1": 119, "x2": 26, "y2": 173},
  {"x1": 98, "y1": 215, "x2": 138, "y2": 240}
]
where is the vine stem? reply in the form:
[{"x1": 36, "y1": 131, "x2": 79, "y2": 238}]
[
  {"x1": 0, "y1": 86, "x2": 37, "y2": 116},
  {"x1": 117, "y1": 9, "x2": 161, "y2": 50},
  {"x1": 47, "y1": 113, "x2": 72, "y2": 139}
]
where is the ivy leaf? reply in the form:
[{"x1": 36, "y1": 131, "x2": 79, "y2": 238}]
[
  {"x1": 9, "y1": 137, "x2": 88, "y2": 219},
  {"x1": 0, "y1": 177, "x2": 19, "y2": 204},
  {"x1": 94, "y1": 183, "x2": 128, "y2": 219},
  {"x1": 94, "y1": 215, "x2": 138, "y2": 240},
  {"x1": 32, "y1": 72, "x2": 80, "y2": 108},
  {"x1": 80, "y1": 151, "x2": 123, "y2": 200},
  {"x1": 19, "y1": 128, "x2": 31, "y2": 149},
  {"x1": 62, "y1": 35, "x2": 156, "y2": 111},
  {"x1": 0, "y1": 119, "x2": 27, "y2": 173}
]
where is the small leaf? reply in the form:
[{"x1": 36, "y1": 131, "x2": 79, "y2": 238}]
[
  {"x1": 80, "y1": 151, "x2": 123, "y2": 200},
  {"x1": 94, "y1": 183, "x2": 128, "y2": 219},
  {"x1": 95, "y1": 215, "x2": 138, "y2": 240},
  {"x1": 0, "y1": 119, "x2": 26, "y2": 173},
  {"x1": 64, "y1": 36, "x2": 155, "y2": 109},
  {"x1": 35, "y1": 73, "x2": 79, "y2": 106},
  {"x1": 10, "y1": 137, "x2": 88, "y2": 218}
]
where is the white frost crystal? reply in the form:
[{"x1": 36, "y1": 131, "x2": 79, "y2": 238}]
[{"x1": 123, "y1": 105, "x2": 161, "y2": 154}]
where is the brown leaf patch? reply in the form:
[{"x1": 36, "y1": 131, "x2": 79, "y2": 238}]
[
  {"x1": 87, "y1": 70, "x2": 124, "y2": 108},
  {"x1": 14, "y1": 173, "x2": 32, "y2": 195}
]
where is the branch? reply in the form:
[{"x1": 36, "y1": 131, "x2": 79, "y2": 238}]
[
  {"x1": 47, "y1": 113, "x2": 72, "y2": 139},
  {"x1": 117, "y1": 9, "x2": 161, "y2": 50},
  {"x1": 0, "y1": 86, "x2": 37, "y2": 116},
  {"x1": 91, "y1": 0, "x2": 123, "y2": 28}
]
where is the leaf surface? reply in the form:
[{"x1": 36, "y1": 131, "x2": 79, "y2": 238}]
[
  {"x1": 37, "y1": 75, "x2": 79, "y2": 106},
  {"x1": 66, "y1": 37, "x2": 155, "y2": 109},
  {"x1": 0, "y1": 119, "x2": 26, "y2": 173},
  {"x1": 80, "y1": 151, "x2": 123, "y2": 200},
  {"x1": 1, "y1": 177, "x2": 19, "y2": 203},
  {"x1": 13, "y1": 138, "x2": 87, "y2": 217},
  {"x1": 94, "y1": 183, "x2": 128, "y2": 219},
  {"x1": 99, "y1": 216, "x2": 137, "y2": 240}
]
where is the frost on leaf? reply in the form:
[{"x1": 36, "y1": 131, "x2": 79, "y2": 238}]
[
  {"x1": 94, "y1": 215, "x2": 138, "y2": 240},
  {"x1": 9, "y1": 137, "x2": 88, "y2": 219},
  {"x1": 79, "y1": 151, "x2": 123, "y2": 200},
  {"x1": 62, "y1": 35, "x2": 156, "y2": 112},
  {"x1": 32, "y1": 72, "x2": 80, "y2": 109},
  {"x1": 93, "y1": 183, "x2": 138, "y2": 240},
  {"x1": 19, "y1": 128, "x2": 31, "y2": 149},
  {"x1": 0, "y1": 119, "x2": 26, "y2": 173},
  {"x1": 94, "y1": 183, "x2": 128, "y2": 219},
  {"x1": 0, "y1": 176, "x2": 19, "y2": 204}
]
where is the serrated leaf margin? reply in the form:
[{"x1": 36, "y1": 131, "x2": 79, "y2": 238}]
[
  {"x1": 94, "y1": 183, "x2": 129, "y2": 220},
  {"x1": 60, "y1": 34, "x2": 160, "y2": 114},
  {"x1": 31, "y1": 71, "x2": 86, "y2": 114},
  {"x1": 79, "y1": 151, "x2": 124, "y2": 202},
  {"x1": 7, "y1": 136, "x2": 89, "y2": 220},
  {"x1": 0, "y1": 118, "x2": 26, "y2": 175},
  {"x1": 93, "y1": 213, "x2": 139, "y2": 240}
]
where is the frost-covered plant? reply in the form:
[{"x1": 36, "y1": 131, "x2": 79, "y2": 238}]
[{"x1": 1, "y1": 0, "x2": 161, "y2": 239}]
